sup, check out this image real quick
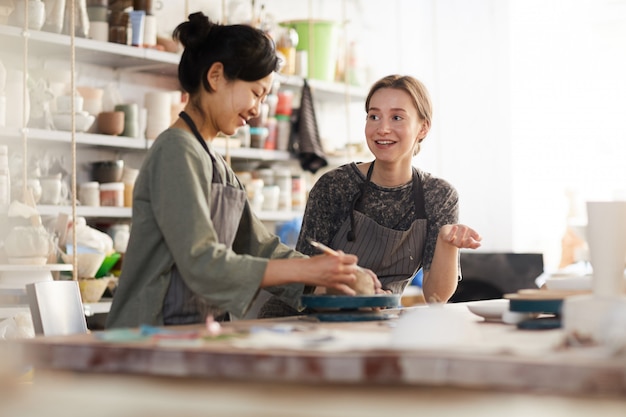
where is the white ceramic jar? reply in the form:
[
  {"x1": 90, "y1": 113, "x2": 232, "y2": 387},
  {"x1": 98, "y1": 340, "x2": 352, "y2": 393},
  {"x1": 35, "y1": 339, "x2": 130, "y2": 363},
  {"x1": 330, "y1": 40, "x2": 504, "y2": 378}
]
[{"x1": 79, "y1": 181, "x2": 100, "y2": 206}]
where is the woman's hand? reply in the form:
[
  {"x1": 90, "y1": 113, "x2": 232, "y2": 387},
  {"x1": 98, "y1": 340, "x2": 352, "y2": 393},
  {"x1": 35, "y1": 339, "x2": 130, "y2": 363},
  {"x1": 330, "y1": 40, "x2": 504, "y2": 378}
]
[
  {"x1": 439, "y1": 224, "x2": 482, "y2": 249},
  {"x1": 306, "y1": 251, "x2": 361, "y2": 295}
]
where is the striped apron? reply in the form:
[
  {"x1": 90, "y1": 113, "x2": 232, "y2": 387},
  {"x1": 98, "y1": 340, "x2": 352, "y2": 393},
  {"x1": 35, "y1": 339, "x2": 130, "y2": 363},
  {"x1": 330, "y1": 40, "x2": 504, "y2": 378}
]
[{"x1": 330, "y1": 163, "x2": 427, "y2": 294}]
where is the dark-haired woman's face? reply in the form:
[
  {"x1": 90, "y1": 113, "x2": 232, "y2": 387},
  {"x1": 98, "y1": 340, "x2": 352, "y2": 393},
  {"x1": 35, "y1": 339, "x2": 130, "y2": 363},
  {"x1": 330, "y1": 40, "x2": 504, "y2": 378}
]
[{"x1": 216, "y1": 73, "x2": 273, "y2": 136}]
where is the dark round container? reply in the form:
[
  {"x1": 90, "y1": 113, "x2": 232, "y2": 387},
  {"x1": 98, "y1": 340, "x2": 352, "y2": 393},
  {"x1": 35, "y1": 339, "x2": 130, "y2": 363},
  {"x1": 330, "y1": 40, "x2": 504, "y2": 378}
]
[{"x1": 91, "y1": 160, "x2": 124, "y2": 183}]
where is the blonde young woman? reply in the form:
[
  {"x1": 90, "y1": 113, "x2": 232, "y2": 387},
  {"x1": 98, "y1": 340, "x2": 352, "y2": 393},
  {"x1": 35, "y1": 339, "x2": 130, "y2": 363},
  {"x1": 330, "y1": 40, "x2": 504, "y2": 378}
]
[{"x1": 261, "y1": 75, "x2": 481, "y2": 317}]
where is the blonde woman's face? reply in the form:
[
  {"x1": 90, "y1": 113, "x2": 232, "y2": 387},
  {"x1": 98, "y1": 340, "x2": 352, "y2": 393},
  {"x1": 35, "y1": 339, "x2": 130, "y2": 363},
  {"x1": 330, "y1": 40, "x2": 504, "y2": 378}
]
[{"x1": 365, "y1": 88, "x2": 428, "y2": 163}]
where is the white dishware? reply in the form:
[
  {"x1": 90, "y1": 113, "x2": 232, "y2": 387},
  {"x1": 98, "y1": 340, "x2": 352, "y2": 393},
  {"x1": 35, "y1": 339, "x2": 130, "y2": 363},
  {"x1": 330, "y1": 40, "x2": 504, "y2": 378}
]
[
  {"x1": 89, "y1": 21, "x2": 109, "y2": 42},
  {"x1": 42, "y1": 0, "x2": 66, "y2": 34},
  {"x1": 39, "y1": 174, "x2": 67, "y2": 205},
  {"x1": 53, "y1": 112, "x2": 95, "y2": 132},
  {"x1": 143, "y1": 15, "x2": 157, "y2": 46},
  {"x1": 586, "y1": 201, "x2": 626, "y2": 296},
  {"x1": 10, "y1": 0, "x2": 46, "y2": 30},
  {"x1": 56, "y1": 94, "x2": 84, "y2": 113},
  {"x1": 79, "y1": 181, "x2": 100, "y2": 206},
  {"x1": 466, "y1": 299, "x2": 509, "y2": 322},
  {"x1": 544, "y1": 273, "x2": 593, "y2": 291}
]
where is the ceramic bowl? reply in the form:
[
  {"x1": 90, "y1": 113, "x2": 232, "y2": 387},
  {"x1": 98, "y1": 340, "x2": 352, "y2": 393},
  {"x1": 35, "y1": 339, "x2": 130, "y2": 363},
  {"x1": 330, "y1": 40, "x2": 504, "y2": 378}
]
[
  {"x1": 78, "y1": 277, "x2": 111, "y2": 303},
  {"x1": 53, "y1": 112, "x2": 96, "y2": 132},
  {"x1": 97, "y1": 111, "x2": 125, "y2": 135},
  {"x1": 56, "y1": 94, "x2": 84, "y2": 113},
  {"x1": 61, "y1": 252, "x2": 106, "y2": 278}
]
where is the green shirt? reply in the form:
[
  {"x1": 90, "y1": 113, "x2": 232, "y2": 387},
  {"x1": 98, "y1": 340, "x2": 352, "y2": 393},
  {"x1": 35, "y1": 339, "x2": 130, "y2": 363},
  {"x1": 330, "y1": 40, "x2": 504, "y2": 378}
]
[{"x1": 106, "y1": 128, "x2": 305, "y2": 328}]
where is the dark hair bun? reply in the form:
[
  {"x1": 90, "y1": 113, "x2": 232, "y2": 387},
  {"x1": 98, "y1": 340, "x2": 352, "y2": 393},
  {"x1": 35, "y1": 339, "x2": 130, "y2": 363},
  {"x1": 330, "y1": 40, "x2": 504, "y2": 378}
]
[{"x1": 173, "y1": 12, "x2": 215, "y2": 49}]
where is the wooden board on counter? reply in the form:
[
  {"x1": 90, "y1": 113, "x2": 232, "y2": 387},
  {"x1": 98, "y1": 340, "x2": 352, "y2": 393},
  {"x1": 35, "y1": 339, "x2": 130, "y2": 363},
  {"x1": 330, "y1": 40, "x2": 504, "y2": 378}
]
[{"x1": 10, "y1": 303, "x2": 626, "y2": 397}]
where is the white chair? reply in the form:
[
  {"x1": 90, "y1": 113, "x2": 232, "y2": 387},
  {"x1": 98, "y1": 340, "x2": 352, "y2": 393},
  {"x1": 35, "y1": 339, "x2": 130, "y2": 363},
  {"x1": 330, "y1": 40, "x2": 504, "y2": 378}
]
[{"x1": 26, "y1": 281, "x2": 88, "y2": 336}]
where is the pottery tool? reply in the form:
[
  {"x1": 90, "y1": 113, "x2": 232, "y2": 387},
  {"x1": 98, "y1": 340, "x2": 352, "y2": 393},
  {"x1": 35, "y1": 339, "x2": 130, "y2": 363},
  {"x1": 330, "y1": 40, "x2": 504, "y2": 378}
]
[{"x1": 308, "y1": 239, "x2": 339, "y2": 256}]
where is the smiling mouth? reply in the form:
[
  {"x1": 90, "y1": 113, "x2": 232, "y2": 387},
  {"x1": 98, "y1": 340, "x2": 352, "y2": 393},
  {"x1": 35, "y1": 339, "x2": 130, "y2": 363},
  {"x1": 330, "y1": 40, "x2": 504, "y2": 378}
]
[{"x1": 375, "y1": 140, "x2": 396, "y2": 145}]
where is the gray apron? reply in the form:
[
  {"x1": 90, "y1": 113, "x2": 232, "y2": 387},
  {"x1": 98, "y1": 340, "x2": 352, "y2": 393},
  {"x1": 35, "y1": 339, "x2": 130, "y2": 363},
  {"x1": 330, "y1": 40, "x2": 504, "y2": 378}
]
[
  {"x1": 162, "y1": 112, "x2": 247, "y2": 324},
  {"x1": 330, "y1": 162, "x2": 427, "y2": 294}
]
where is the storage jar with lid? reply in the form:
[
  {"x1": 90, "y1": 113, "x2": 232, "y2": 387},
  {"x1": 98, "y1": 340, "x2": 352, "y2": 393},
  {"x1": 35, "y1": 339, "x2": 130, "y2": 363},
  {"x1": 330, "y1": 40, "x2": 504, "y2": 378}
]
[
  {"x1": 79, "y1": 181, "x2": 100, "y2": 206},
  {"x1": 100, "y1": 182, "x2": 124, "y2": 207}
]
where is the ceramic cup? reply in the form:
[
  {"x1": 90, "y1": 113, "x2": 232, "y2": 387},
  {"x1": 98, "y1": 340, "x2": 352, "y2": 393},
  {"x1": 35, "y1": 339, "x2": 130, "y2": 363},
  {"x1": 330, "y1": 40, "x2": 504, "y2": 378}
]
[
  {"x1": 76, "y1": 86, "x2": 104, "y2": 115},
  {"x1": 39, "y1": 175, "x2": 66, "y2": 205},
  {"x1": 56, "y1": 94, "x2": 84, "y2": 114},
  {"x1": 114, "y1": 103, "x2": 138, "y2": 138},
  {"x1": 97, "y1": 111, "x2": 124, "y2": 135},
  {"x1": 89, "y1": 21, "x2": 109, "y2": 42}
]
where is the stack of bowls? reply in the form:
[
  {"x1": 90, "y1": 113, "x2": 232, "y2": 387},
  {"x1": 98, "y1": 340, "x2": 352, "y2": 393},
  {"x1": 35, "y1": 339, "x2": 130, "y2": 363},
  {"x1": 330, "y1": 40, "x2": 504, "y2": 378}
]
[{"x1": 52, "y1": 94, "x2": 95, "y2": 132}]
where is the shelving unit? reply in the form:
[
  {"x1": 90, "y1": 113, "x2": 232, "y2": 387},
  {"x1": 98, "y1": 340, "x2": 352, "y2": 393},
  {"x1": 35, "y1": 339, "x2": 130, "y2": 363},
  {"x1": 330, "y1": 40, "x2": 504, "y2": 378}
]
[
  {"x1": 0, "y1": 19, "x2": 364, "y2": 325},
  {"x1": 1, "y1": 22, "x2": 365, "y2": 225}
]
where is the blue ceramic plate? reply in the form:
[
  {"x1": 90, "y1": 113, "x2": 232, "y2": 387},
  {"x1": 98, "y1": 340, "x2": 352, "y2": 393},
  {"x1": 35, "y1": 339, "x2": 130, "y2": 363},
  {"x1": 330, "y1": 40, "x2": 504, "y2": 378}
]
[{"x1": 301, "y1": 294, "x2": 401, "y2": 311}]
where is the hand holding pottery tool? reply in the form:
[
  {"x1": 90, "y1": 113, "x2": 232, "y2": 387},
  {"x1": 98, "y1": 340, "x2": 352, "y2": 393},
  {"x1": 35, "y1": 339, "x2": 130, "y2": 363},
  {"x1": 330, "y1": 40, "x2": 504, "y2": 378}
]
[{"x1": 308, "y1": 239, "x2": 378, "y2": 295}]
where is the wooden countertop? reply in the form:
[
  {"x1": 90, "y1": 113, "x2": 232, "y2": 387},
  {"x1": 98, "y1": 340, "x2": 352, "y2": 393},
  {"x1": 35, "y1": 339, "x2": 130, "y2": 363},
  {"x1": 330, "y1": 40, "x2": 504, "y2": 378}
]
[{"x1": 9, "y1": 302, "x2": 626, "y2": 398}]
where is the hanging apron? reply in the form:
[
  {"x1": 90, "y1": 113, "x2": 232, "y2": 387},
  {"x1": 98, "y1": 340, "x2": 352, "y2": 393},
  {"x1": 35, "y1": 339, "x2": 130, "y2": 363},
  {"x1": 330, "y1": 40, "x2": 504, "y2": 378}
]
[
  {"x1": 162, "y1": 112, "x2": 247, "y2": 325},
  {"x1": 329, "y1": 162, "x2": 428, "y2": 294}
]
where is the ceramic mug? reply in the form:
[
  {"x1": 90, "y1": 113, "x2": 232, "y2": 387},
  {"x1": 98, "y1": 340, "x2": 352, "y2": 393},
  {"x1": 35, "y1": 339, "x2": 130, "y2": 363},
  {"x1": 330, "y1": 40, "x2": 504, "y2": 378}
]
[
  {"x1": 39, "y1": 175, "x2": 67, "y2": 205},
  {"x1": 89, "y1": 21, "x2": 109, "y2": 42},
  {"x1": 56, "y1": 94, "x2": 84, "y2": 114}
]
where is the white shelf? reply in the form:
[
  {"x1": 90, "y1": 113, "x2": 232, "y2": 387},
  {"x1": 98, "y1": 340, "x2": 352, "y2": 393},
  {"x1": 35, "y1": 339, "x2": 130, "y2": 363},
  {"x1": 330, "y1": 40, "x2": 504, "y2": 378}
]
[
  {"x1": 0, "y1": 24, "x2": 179, "y2": 76},
  {"x1": 213, "y1": 146, "x2": 293, "y2": 162},
  {"x1": 1, "y1": 128, "x2": 293, "y2": 159},
  {"x1": 0, "y1": 300, "x2": 111, "y2": 319},
  {"x1": 0, "y1": 127, "x2": 149, "y2": 150},
  {"x1": 0, "y1": 263, "x2": 73, "y2": 272},
  {"x1": 277, "y1": 74, "x2": 369, "y2": 101},
  {"x1": 0, "y1": 24, "x2": 364, "y2": 101},
  {"x1": 35, "y1": 205, "x2": 301, "y2": 222},
  {"x1": 37, "y1": 205, "x2": 132, "y2": 219},
  {"x1": 0, "y1": 263, "x2": 73, "y2": 290}
]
